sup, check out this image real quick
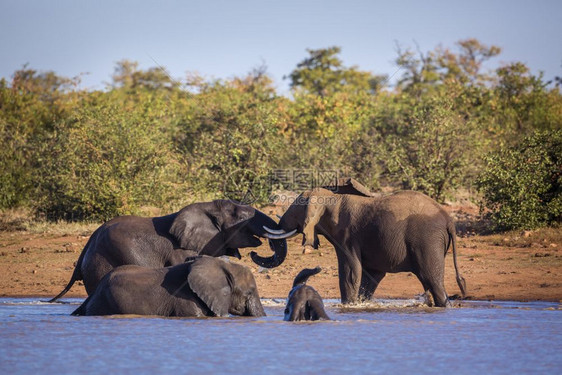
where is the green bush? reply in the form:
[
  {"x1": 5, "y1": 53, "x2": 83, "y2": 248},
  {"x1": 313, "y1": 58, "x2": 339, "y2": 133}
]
[
  {"x1": 377, "y1": 93, "x2": 478, "y2": 201},
  {"x1": 0, "y1": 70, "x2": 79, "y2": 209},
  {"x1": 283, "y1": 91, "x2": 373, "y2": 171},
  {"x1": 176, "y1": 76, "x2": 284, "y2": 204},
  {"x1": 477, "y1": 130, "x2": 562, "y2": 230},
  {"x1": 37, "y1": 92, "x2": 186, "y2": 221},
  {"x1": 2, "y1": 43, "x2": 562, "y2": 226}
]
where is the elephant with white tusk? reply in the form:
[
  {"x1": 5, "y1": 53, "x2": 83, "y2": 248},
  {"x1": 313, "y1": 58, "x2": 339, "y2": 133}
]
[
  {"x1": 50, "y1": 200, "x2": 288, "y2": 302},
  {"x1": 271, "y1": 181, "x2": 466, "y2": 307}
]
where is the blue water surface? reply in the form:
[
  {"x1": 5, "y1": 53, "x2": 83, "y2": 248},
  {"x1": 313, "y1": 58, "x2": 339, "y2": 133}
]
[{"x1": 0, "y1": 297, "x2": 560, "y2": 374}]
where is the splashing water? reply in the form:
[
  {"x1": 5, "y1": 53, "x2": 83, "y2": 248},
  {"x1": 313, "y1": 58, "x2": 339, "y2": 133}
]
[{"x1": 0, "y1": 297, "x2": 560, "y2": 374}]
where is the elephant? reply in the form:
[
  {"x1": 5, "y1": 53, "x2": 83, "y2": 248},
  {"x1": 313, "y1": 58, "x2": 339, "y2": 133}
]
[
  {"x1": 71, "y1": 256, "x2": 266, "y2": 317},
  {"x1": 267, "y1": 185, "x2": 467, "y2": 307},
  {"x1": 50, "y1": 200, "x2": 293, "y2": 302},
  {"x1": 284, "y1": 267, "x2": 330, "y2": 321}
]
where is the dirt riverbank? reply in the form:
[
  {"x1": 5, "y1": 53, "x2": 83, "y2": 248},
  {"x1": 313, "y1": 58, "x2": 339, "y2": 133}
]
[{"x1": 0, "y1": 203, "x2": 560, "y2": 302}]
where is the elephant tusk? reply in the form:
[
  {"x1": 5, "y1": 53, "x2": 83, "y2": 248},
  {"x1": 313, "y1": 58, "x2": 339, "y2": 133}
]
[
  {"x1": 263, "y1": 225, "x2": 288, "y2": 235},
  {"x1": 262, "y1": 229, "x2": 298, "y2": 240}
]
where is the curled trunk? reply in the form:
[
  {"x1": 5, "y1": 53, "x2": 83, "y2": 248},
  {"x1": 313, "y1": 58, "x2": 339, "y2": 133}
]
[{"x1": 248, "y1": 211, "x2": 287, "y2": 268}]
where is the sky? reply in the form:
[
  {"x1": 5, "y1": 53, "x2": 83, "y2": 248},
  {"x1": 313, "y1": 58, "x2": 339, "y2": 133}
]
[{"x1": 1, "y1": 0, "x2": 561, "y2": 94}]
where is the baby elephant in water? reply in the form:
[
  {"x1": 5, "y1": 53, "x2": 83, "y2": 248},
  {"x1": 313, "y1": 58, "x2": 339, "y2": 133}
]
[
  {"x1": 72, "y1": 256, "x2": 265, "y2": 317},
  {"x1": 284, "y1": 267, "x2": 330, "y2": 321}
]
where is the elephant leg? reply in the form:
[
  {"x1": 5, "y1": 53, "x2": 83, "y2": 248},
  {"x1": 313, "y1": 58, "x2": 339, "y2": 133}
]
[
  {"x1": 335, "y1": 248, "x2": 362, "y2": 304},
  {"x1": 411, "y1": 241, "x2": 450, "y2": 307},
  {"x1": 413, "y1": 274, "x2": 432, "y2": 306},
  {"x1": 428, "y1": 280, "x2": 449, "y2": 307},
  {"x1": 415, "y1": 272, "x2": 448, "y2": 307},
  {"x1": 359, "y1": 270, "x2": 386, "y2": 301}
]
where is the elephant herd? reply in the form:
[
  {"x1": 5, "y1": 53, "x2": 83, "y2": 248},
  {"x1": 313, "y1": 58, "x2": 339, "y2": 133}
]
[{"x1": 51, "y1": 178, "x2": 466, "y2": 321}]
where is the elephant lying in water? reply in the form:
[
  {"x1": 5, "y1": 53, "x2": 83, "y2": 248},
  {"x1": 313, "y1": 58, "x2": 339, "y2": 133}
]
[
  {"x1": 268, "y1": 185, "x2": 466, "y2": 307},
  {"x1": 284, "y1": 267, "x2": 330, "y2": 321},
  {"x1": 50, "y1": 200, "x2": 291, "y2": 302},
  {"x1": 72, "y1": 256, "x2": 265, "y2": 317}
]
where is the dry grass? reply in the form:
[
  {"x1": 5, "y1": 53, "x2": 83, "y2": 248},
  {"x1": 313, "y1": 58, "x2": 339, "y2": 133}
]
[
  {"x1": 0, "y1": 208, "x2": 36, "y2": 231},
  {"x1": 478, "y1": 225, "x2": 562, "y2": 249},
  {"x1": 24, "y1": 220, "x2": 100, "y2": 236},
  {"x1": 0, "y1": 208, "x2": 99, "y2": 236}
]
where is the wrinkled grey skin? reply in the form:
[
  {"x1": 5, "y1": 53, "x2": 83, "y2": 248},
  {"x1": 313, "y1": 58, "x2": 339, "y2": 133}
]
[
  {"x1": 50, "y1": 200, "x2": 286, "y2": 302},
  {"x1": 72, "y1": 256, "x2": 265, "y2": 317},
  {"x1": 279, "y1": 188, "x2": 466, "y2": 307},
  {"x1": 284, "y1": 267, "x2": 330, "y2": 321}
]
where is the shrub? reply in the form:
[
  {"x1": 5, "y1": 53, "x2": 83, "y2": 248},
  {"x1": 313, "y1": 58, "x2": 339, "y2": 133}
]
[
  {"x1": 37, "y1": 92, "x2": 186, "y2": 221},
  {"x1": 177, "y1": 77, "x2": 285, "y2": 205},
  {"x1": 0, "y1": 70, "x2": 79, "y2": 209},
  {"x1": 378, "y1": 93, "x2": 478, "y2": 201},
  {"x1": 477, "y1": 130, "x2": 562, "y2": 230}
]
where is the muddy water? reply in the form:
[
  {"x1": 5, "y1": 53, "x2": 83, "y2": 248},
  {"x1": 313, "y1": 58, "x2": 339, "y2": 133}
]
[{"x1": 0, "y1": 298, "x2": 560, "y2": 374}]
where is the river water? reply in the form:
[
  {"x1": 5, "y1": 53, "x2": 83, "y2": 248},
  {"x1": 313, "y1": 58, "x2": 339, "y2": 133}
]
[{"x1": 0, "y1": 297, "x2": 560, "y2": 374}]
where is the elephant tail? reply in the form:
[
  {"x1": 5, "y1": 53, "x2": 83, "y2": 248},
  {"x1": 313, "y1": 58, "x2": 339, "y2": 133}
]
[
  {"x1": 292, "y1": 266, "x2": 322, "y2": 287},
  {"x1": 48, "y1": 229, "x2": 95, "y2": 303},
  {"x1": 448, "y1": 221, "x2": 467, "y2": 298},
  {"x1": 48, "y1": 253, "x2": 84, "y2": 303}
]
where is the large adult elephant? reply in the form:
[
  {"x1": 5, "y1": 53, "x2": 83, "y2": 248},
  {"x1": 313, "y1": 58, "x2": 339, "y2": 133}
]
[
  {"x1": 72, "y1": 256, "x2": 265, "y2": 317},
  {"x1": 49, "y1": 200, "x2": 292, "y2": 302},
  {"x1": 266, "y1": 182, "x2": 466, "y2": 307}
]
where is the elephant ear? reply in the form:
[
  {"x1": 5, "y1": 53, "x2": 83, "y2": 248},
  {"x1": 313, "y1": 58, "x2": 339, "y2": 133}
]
[
  {"x1": 322, "y1": 177, "x2": 373, "y2": 197},
  {"x1": 187, "y1": 257, "x2": 233, "y2": 317},
  {"x1": 170, "y1": 206, "x2": 222, "y2": 250}
]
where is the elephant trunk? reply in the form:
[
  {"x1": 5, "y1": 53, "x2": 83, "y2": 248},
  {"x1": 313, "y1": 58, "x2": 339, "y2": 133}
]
[
  {"x1": 248, "y1": 211, "x2": 288, "y2": 268},
  {"x1": 301, "y1": 222, "x2": 319, "y2": 249}
]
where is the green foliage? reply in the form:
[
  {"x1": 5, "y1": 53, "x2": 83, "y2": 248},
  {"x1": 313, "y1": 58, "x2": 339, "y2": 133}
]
[
  {"x1": 1, "y1": 40, "x2": 561, "y2": 232},
  {"x1": 477, "y1": 130, "x2": 562, "y2": 230},
  {"x1": 282, "y1": 91, "x2": 373, "y2": 173},
  {"x1": 180, "y1": 70, "x2": 284, "y2": 204},
  {"x1": 0, "y1": 68, "x2": 80, "y2": 208},
  {"x1": 111, "y1": 60, "x2": 180, "y2": 91},
  {"x1": 377, "y1": 93, "x2": 478, "y2": 201},
  {"x1": 395, "y1": 39, "x2": 501, "y2": 92},
  {"x1": 287, "y1": 47, "x2": 384, "y2": 96},
  {"x1": 492, "y1": 63, "x2": 560, "y2": 135},
  {"x1": 37, "y1": 92, "x2": 186, "y2": 221}
]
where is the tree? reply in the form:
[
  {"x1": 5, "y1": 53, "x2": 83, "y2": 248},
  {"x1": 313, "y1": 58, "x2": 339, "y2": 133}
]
[
  {"x1": 287, "y1": 47, "x2": 383, "y2": 96},
  {"x1": 111, "y1": 60, "x2": 179, "y2": 91},
  {"x1": 439, "y1": 39, "x2": 501, "y2": 85},
  {"x1": 395, "y1": 39, "x2": 501, "y2": 92},
  {"x1": 493, "y1": 62, "x2": 559, "y2": 134}
]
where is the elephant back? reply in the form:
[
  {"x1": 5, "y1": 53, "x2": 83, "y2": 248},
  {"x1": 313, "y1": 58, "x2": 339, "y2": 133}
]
[
  {"x1": 322, "y1": 177, "x2": 374, "y2": 197},
  {"x1": 383, "y1": 190, "x2": 451, "y2": 222}
]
